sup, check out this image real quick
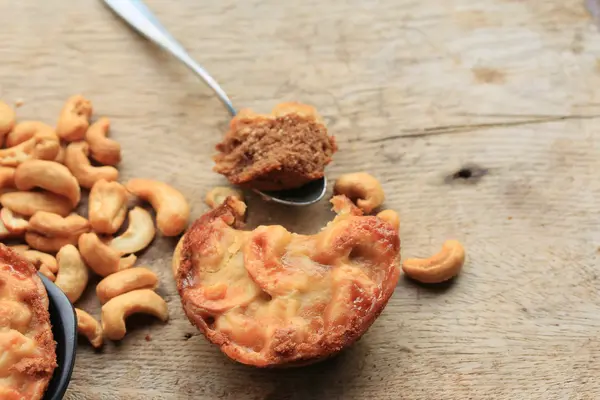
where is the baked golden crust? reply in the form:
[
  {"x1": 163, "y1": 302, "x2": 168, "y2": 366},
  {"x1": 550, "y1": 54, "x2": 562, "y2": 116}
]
[
  {"x1": 0, "y1": 244, "x2": 57, "y2": 399},
  {"x1": 175, "y1": 197, "x2": 400, "y2": 367},
  {"x1": 213, "y1": 102, "x2": 337, "y2": 191}
]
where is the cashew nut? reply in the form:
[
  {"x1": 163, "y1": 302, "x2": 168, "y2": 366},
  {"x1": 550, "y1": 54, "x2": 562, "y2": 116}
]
[
  {"x1": 38, "y1": 265, "x2": 56, "y2": 282},
  {"x1": 55, "y1": 244, "x2": 89, "y2": 303},
  {"x1": 0, "y1": 188, "x2": 16, "y2": 197},
  {"x1": 54, "y1": 144, "x2": 66, "y2": 164},
  {"x1": 334, "y1": 172, "x2": 385, "y2": 214},
  {"x1": 0, "y1": 101, "x2": 16, "y2": 138},
  {"x1": 172, "y1": 235, "x2": 184, "y2": 277},
  {"x1": 64, "y1": 141, "x2": 118, "y2": 189},
  {"x1": 126, "y1": 179, "x2": 189, "y2": 237},
  {"x1": 376, "y1": 209, "x2": 400, "y2": 232},
  {"x1": 0, "y1": 214, "x2": 12, "y2": 239},
  {"x1": 0, "y1": 167, "x2": 15, "y2": 189},
  {"x1": 25, "y1": 231, "x2": 79, "y2": 253},
  {"x1": 101, "y1": 289, "x2": 168, "y2": 341},
  {"x1": 119, "y1": 254, "x2": 137, "y2": 270},
  {"x1": 22, "y1": 250, "x2": 58, "y2": 274},
  {"x1": 0, "y1": 207, "x2": 28, "y2": 234},
  {"x1": 96, "y1": 267, "x2": 159, "y2": 304},
  {"x1": 8, "y1": 244, "x2": 29, "y2": 254},
  {"x1": 0, "y1": 191, "x2": 72, "y2": 217},
  {"x1": 0, "y1": 128, "x2": 60, "y2": 167},
  {"x1": 330, "y1": 194, "x2": 363, "y2": 217},
  {"x1": 402, "y1": 240, "x2": 466, "y2": 284},
  {"x1": 14, "y1": 160, "x2": 80, "y2": 207},
  {"x1": 6, "y1": 121, "x2": 55, "y2": 148},
  {"x1": 56, "y1": 95, "x2": 92, "y2": 142},
  {"x1": 28, "y1": 211, "x2": 90, "y2": 238},
  {"x1": 78, "y1": 232, "x2": 137, "y2": 277},
  {"x1": 75, "y1": 308, "x2": 103, "y2": 348},
  {"x1": 85, "y1": 117, "x2": 121, "y2": 166},
  {"x1": 204, "y1": 186, "x2": 245, "y2": 211},
  {"x1": 109, "y1": 207, "x2": 155, "y2": 255},
  {"x1": 88, "y1": 180, "x2": 128, "y2": 234}
]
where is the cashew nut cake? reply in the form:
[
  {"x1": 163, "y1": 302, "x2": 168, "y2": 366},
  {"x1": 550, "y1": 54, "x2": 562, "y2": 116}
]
[
  {"x1": 213, "y1": 102, "x2": 338, "y2": 191},
  {"x1": 174, "y1": 196, "x2": 400, "y2": 367},
  {"x1": 0, "y1": 244, "x2": 57, "y2": 399}
]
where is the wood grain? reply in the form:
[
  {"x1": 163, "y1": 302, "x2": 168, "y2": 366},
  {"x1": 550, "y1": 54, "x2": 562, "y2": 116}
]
[{"x1": 1, "y1": 0, "x2": 600, "y2": 398}]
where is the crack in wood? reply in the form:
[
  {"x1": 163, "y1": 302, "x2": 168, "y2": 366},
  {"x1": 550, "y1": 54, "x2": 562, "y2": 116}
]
[{"x1": 369, "y1": 114, "x2": 600, "y2": 143}]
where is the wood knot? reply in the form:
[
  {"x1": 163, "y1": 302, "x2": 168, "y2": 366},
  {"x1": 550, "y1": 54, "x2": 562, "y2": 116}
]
[{"x1": 445, "y1": 164, "x2": 488, "y2": 184}]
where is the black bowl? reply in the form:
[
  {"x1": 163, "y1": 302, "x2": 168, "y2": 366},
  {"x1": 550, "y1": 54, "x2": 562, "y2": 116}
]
[{"x1": 39, "y1": 273, "x2": 77, "y2": 400}]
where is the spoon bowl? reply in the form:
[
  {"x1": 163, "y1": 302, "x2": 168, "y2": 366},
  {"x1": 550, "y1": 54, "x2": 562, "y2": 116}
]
[
  {"x1": 40, "y1": 273, "x2": 77, "y2": 400},
  {"x1": 103, "y1": 0, "x2": 328, "y2": 206},
  {"x1": 256, "y1": 177, "x2": 328, "y2": 206}
]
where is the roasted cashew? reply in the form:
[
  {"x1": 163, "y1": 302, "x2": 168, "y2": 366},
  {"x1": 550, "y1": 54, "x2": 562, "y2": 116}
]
[
  {"x1": 272, "y1": 102, "x2": 326, "y2": 123},
  {"x1": 56, "y1": 95, "x2": 92, "y2": 142},
  {"x1": 205, "y1": 186, "x2": 244, "y2": 209},
  {"x1": 85, "y1": 117, "x2": 121, "y2": 166},
  {"x1": 205, "y1": 187, "x2": 240, "y2": 209},
  {"x1": 126, "y1": 179, "x2": 189, "y2": 237},
  {"x1": 0, "y1": 188, "x2": 16, "y2": 197},
  {"x1": 96, "y1": 267, "x2": 159, "y2": 304},
  {"x1": 23, "y1": 250, "x2": 58, "y2": 274},
  {"x1": 88, "y1": 180, "x2": 128, "y2": 234},
  {"x1": 0, "y1": 167, "x2": 15, "y2": 189},
  {"x1": 28, "y1": 211, "x2": 89, "y2": 238},
  {"x1": 0, "y1": 128, "x2": 60, "y2": 167},
  {"x1": 55, "y1": 245, "x2": 89, "y2": 303},
  {"x1": 376, "y1": 209, "x2": 400, "y2": 232},
  {"x1": 109, "y1": 207, "x2": 155, "y2": 255},
  {"x1": 119, "y1": 255, "x2": 137, "y2": 270},
  {"x1": 25, "y1": 231, "x2": 79, "y2": 253},
  {"x1": 402, "y1": 240, "x2": 466, "y2": 284},
  {"x1": 8, "y1": 244, "x2": 29, "y2": 254},
  {"x1": 101, "y1": 289, "x2": 168, "y2": 341},
  {"x1": 38, "y1": 265, "x2": 56, "y2": 281},
  {"x1": 54, "y1": 144, "x2": 66, "y2": 164},
  {"x1": 6, "y1": 248, "x2": 45, "y2": 279},
  {"x1": 6, "y1": 121, "x2": 55, "y2": 148},
  {"x1": 334, "y1": 172, "x2": 385, "y2": 214},
  {"x1": 0, "y1": 101, "x2": 16, "y2": 138},
  {"x1": 64, "y1": 141, "x2": 118, "y2": 189},
  {"x1": 75, "y1": 308, "x2": 103, "y2": 348},
  {"x1": 0, "y1": 191, "x2": 73, "y2": 217},
  {"x1": 78, "y1": 232, "x2": 137, "y2": 277},
  {"x1": 14, "y1": 160, "x2": 80, "y2": 207},
  {"x1": 0, "y1": 207, "x2": 28, "y2": 234},
  {"x1": 0, "y1": 215, "x2": 12, "y2": 239},
  {"x1": 172, "y1": 235, "x2": 184, "y2": 277},
  {"x1": 330, "y1": 194, "x2": 363, "y2": 217}
]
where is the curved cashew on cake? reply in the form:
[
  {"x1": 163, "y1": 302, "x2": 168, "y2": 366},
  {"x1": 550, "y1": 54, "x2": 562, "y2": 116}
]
[
  {"x1": 0, "y1": 244, "x2": 56, "y2": 399},
  {"x1": 174, "y1": 195, "x2": 400, "y2": 367}
]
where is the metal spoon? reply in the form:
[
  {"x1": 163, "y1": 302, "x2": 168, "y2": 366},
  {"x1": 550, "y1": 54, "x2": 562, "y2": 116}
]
[
  {"x1": 102, "y1": 0, "x2": 327, "y2": 206},
  {"x1": 39, "y1": 273, "x2": 77, "y2": 400}
]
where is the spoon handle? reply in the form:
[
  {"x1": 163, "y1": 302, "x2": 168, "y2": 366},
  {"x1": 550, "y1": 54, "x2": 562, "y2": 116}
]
[{"x1": 103, "y1": 0, "x2": 237, "y2": 116}]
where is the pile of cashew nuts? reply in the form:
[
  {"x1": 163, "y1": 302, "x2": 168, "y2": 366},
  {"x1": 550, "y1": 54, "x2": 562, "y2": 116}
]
[{"x1": 0, "y1": 96, "x2": 190, "y2": 347}]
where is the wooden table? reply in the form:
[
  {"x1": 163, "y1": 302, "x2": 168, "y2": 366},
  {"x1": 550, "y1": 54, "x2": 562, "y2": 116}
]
[{"x1": 2, "y1": 0, "x2": 600, "y2": 398}]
